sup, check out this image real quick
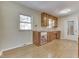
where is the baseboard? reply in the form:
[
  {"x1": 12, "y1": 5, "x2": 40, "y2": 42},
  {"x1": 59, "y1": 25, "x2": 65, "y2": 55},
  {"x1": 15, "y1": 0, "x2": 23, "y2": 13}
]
[
  {"x1": 61, "y1": 39, "x2": 78, "y2": 42},
  {"x1": 1, "y1": 42, "x2": 32, "y2": 52}
]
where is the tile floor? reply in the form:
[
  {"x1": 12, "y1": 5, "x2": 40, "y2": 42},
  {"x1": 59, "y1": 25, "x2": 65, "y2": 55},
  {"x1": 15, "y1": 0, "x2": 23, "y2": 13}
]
[{"x1": 0, "y1": 39, "x2": 78, "y2": 58}]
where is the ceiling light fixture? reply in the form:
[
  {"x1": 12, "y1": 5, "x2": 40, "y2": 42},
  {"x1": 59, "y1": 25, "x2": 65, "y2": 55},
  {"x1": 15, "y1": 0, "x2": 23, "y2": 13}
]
[{"x1": 59, "y1": 9, "x2": 71, "y2": 14}]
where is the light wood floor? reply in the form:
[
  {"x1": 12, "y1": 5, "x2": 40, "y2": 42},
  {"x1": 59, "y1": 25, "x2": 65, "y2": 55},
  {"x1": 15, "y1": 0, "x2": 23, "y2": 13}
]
[{"x1": 0, "y1": 39, "x2": 78, "y2": 58}]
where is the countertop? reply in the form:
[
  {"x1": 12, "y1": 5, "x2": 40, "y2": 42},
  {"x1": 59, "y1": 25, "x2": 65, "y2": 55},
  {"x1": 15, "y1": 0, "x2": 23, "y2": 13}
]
[{"x1": 33, "y1": 27, "x2": 60, "y2": 32}]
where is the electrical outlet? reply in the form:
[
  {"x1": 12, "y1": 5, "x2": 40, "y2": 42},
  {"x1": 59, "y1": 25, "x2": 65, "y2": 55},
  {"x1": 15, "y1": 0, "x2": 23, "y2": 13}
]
[{"x1": 23, "y1": 44, "x2": 27, "y2": 47}]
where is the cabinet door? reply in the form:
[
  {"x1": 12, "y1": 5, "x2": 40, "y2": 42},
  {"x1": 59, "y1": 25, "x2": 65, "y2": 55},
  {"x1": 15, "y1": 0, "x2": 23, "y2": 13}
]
[
  {"x1": 47, "y1": 32, "x2": 51, "y2": 42},
  {"x1": 51, "y1": 17, "x2": 58, "y2": 27},
  {"x1": 47, "y1": 32, "x2": 53, "y2": 42},
  {"x1": 52, "y1": 32, "x2": 57, "y2": 39},
  {"x1": 54, "y1": 17, "x2": 58, "y2": 27},
  {"x1": 56, "y1": 31, "x2": 60, "y2": 39},
  {"x1": 33, "y1": 31, "x2": 40, "y2": 46},
  {"x1": 41, "y1": 13, "x2": 48, "y2": 27}
]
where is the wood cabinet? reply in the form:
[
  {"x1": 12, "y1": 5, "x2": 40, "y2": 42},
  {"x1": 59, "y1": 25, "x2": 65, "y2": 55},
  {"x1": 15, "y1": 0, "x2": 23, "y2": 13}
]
[
  {"x1": 47, "y1": 31, "x2": 60, "y2": 42},
  {"x1": 56, "y1": 31, "x2": 60, "y2": 39},
  {"x1": 41, "y1": 13, "x2": 48, "y2": 27},
  {"x1": 33, "y1": 31, "x2": 60, "y2": 46},
  {"x1": 41, "y1": 12, "x2": 58, "y2": 27},
  {"x1": 33, "y1": 31, "x2": 47, "y2": 46},
  {"x1": 33, "y1": 31, "x2": 40, "y2": 46}
]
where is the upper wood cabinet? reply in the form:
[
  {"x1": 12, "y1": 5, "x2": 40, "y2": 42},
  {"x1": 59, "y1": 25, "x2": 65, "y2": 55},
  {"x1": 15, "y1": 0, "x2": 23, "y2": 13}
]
[
  {"x1": 41, "y1": 12, "x2": 58, "y2": 27},
  {"x1": 41, "y1": 13, "x2": 48, "y2": 27}
]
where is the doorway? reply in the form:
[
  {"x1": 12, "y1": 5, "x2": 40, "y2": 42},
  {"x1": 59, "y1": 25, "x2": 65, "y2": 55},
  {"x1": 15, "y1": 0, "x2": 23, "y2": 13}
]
[{"x1": 64, "y1": 17, "x2": 78, "y2": 41}]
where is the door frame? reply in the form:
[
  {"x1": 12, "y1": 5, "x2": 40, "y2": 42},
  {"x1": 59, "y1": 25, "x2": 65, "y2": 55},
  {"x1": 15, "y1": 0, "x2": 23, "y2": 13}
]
[{"x1": 63, "y1": 17, "x2": 78, "y2": 41}]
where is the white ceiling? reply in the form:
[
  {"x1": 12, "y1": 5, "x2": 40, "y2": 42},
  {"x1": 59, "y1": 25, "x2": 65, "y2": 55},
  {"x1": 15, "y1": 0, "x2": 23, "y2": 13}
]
[{"x1": 16, "y1": 1, "x2": 79, "y2": 17}]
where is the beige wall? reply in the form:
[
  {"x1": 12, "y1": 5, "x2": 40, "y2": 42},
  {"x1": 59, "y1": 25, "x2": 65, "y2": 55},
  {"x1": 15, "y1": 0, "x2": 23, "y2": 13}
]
[
  {"x1": 0, "y1": 2, "x2": 3, "y2": 50},
  {"x1": 0, "y1": 2, "x2": 41, "y2": 51}
]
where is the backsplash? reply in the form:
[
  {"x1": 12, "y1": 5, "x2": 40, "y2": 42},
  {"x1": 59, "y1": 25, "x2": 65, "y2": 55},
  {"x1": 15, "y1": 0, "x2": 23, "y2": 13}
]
[{"x1": 33, "y1": 26, "x2": 60, "y2": 31}]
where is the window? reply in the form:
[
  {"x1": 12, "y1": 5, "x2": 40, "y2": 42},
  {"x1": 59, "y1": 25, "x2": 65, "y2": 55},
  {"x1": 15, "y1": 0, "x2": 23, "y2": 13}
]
[{"x1": 20, "y1": 15, "x2": 32, "y2": 30}]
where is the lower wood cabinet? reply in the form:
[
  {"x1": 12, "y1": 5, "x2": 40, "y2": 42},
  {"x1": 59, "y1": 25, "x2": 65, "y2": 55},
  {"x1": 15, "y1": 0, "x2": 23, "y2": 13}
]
[
  {"x1": 47, "y1": 31, "x2": 60, "y2": 42},
  {"x1": 33, "y1": 31, "x2": 40, "y2": 46},
  {"x1": 33, "y1": 31, "x2": 60, "y2": 46}
]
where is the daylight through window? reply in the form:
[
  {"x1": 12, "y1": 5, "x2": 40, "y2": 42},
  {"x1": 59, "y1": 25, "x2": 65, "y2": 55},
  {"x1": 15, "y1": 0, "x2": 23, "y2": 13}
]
[{"x1": 20, "y1": 15, "x2": 32, "y2": 30}]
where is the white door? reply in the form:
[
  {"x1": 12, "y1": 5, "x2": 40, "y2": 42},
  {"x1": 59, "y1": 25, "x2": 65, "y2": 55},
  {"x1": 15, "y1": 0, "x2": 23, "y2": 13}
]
[{"x1": 64, "y1": 17, "x2": 78, "y2": 41}]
